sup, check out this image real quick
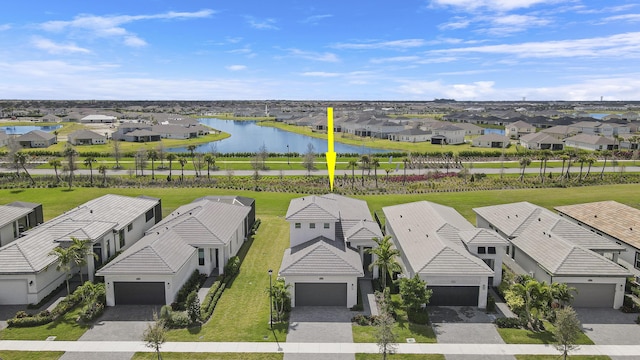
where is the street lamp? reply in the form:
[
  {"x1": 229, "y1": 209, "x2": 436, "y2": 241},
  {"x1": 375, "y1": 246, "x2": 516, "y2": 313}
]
[
  {"x1": 268, "y1": 269, "x2": 273, "y2": 329},
  {"x1": 286, "y1": 145, "x2": 290, "y2": 165}
]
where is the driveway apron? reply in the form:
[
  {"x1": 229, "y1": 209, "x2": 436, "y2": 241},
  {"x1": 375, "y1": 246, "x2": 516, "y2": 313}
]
[
  {"x1": 285, "y1": 306, "x2": 356, "y2": 360},
  {"x1": 575, "y1": 307, "x2": 640, "y2": 360}
]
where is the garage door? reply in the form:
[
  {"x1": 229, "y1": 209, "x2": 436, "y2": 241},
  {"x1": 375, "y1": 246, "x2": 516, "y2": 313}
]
[
  {"x1": 0, "y1": 279, "x2": 28, "y2": 305},
  {"x1": 429, "y1": 286, "x2": 479, "y2": 306},
  {"x1": 568, "y1": 283, "x2": 615, "y2": 308},
  {"x1": 114, "y1": 282, "x2": 165, "y2": 305},
  {"x1": 295, "y1": 283, "x2": 347, "y2": 306}
]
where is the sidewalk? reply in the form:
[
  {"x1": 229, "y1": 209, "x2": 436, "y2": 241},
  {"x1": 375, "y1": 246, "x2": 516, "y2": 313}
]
[{"x1": 1, "y1": 340, "x2": 640, "y2": 356}]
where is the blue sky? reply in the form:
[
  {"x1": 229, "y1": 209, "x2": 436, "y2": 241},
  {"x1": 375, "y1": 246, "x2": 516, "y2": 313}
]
[{"x1": 1, "y1": 0, "x2": 639, "y2": 101}]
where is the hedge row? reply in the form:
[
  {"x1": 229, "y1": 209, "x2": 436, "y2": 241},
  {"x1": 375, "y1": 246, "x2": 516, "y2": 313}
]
[
  {"x1": 173, "y1": 270, "x2": 205, "y2": 311},
  {"x1": 200, "y1": 281, "x2": 226, "y2": 322}
]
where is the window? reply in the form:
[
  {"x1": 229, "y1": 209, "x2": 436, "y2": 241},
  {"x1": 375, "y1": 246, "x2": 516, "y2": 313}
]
[
  {"x1": 119, "y1": 229, "x2": 125, "y2": 248},
  {"x1": 295, "y1": 223, "x2": 301, "y2": 229},
  {"x1": 635, "y1": 252, "x2": 640, "y2": 270},
  {"x1": 324, "y1": 223, "x2": 330, "y2": 229},
  {"x1": 145, "y1": 208, "x2": 154, "y2": 222},
  {"x1": 310, "y1": 223, "x2": 315, "y2": 229},
  {"x1": 127, "y1": 223, "x2": 133, "y2": 232},
  {"x1": 198, "y1": 248, "x2": 205, "y2": 266},
  {"x1": 488, "y1": 247, "x2": 496, "y2": 254},
  {"x1": 477, "y1": 246, "x2": 486, "y2": 254}
]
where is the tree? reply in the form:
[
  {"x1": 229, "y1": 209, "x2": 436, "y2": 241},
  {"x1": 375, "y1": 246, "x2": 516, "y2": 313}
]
[
  {"x1": 550, "y1": 282, "x2": 575, "y2": 308},
  {"x1": 559, "y1": 154, "x2": 569, "y2": 181},
  {"x1": 14, "y1": 152, "x2": 35, "y2": 186},
  {"x1": 584, "y1": 155, "x2": 597, "y2": 179},
  {"x1": 600, "y1": 150, "x2": 611, "y2": 180},
  {"x1": 398, "y1": 274, "x2": 432, "y2": 312},
  {"x1": 539, "y1": 150, "x2": 551, "y2": 183},
  {"x1": 348, "y1": 160, "x2": 358, "y2": 190},
  {"x1": 374, "y1": 291, "x2": 397, "y2": 360},
  {"x1": 70, "y1": 237, "x2": 97, "y2": 284},
  {"x1": 98, "y1": 164, "x2": 108, "y2": 187},
  {"x1": 577, "y1": 153, "x2": 588, "y2": 181},
  {"x1": 62, "y1": 144, "x2": 78, "y2": 189},
  {"x1": 186, "y1": 291, "x2": 201, "y2": 324},
  {"x1": 204, "y1": 154, "x2": 215, "y2": 179},
  {"x1": 193, "y1": 153, "x2": 205, "y2": 178},
  {"x1": 505, "y1": 279, "x2": 552, "y2": 330},
  {"x1": 166, "y1": 153, "x2": 177, "y2": 181},
  {"x1": 143, "y1": 312, "x2": 167, "y2": 360},
  {"x1": 372, "y1": 158, "x2": 380, "y2": 188},
  {"x1": 266, "y1": 277, "x2": 292, "y2": 322},
  {"x1": 179, "y1": 157, "x2": 187, "y2": 181},
  {"x1": 302, "y1": 143, "x2": 316, "y2": 176},
  {"x1": 553, "y1": 306, "x2": 582, "y2": 360},
  {"x1": 112, "y1": 139, "x2": 122, "y2": 169},
  {"x1": 135, "y1": 148, "x2": 148, "y2": 177},
  {"x1": 84, "y1": 156, "x2": 96, "y2": 186},
  {"x1": 187, "y1": 145, "x2": 197, "y2": 176},
  {"x1": 156, "y1": 142, "x2": 166, "y2": 169},
  {"x1": 519, "y1": 157, "x2": 531, "y2": 182},
  {"x1": 49, "y1": 159, "x2": 62, "y2": 183},
  {"x1": 360, "y1": 154, "x2": 370, "y2": 186},
  {"x1": 366, "y1": 235, "x2": 402, "y2": 291},
  {"x1": 147, "y1": 149, "x2": 158, "y2": 180},
  {"x1": 49, "y1": 245, "x2": 74, "y2": 295}
]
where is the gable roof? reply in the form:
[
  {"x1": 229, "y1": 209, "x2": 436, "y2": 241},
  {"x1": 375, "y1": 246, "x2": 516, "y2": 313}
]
[
  {"x1": 17, "y1": 130, "x2": 55, "y2": 141},
  {"x1": 279, "y1": 236, "x2": 363, "y2": 276},
  {"x1": 564, "y1": 133, "x2": 615, "y2": 145},
  {"x1": 286, "y1": 195, "x2": 340, "y2": 221},
  {"x1": 0, "y1": 204, "x2": 33, "y2": 228},
  {"x1": 68, "y1": 129, "x2": 105, "y2": 140}
]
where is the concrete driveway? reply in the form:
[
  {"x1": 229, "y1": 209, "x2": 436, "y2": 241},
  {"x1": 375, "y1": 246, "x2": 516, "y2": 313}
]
[
  {"x1": 575, "y1": 307, "x2": 640, "y2": 345},
  {"x1": 285, "y1": 306, "x2": 356, "y2": 360},
  {"x1": 0, "y1": 305, "x2": 26, "y2": 331},
  {"x1": 429, "y1": 306, "x2": 515, "y2": 360}
]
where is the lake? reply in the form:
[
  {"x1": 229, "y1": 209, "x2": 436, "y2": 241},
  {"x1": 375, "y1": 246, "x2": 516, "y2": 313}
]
[
  {"x1": 169, "y1": 118, "x2": 390, "y2": 154},
  {"x1": 0, "y1": 125, "x2": 62, "y2": 134}
]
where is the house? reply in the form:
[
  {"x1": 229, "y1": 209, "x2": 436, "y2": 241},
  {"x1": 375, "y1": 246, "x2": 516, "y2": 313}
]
[
  {"x1": 123, "y1": 129, "x2": 162, "y2": 142},
  {"x1": 429, "y1": 124, "x2": 465, "y2": 144},
  {"x1": 452, "y1": 122, "x2": 484, "y2": 136},
  {"x1": 505, "y1": 120, "x2": 535, "y2": 139},
  {"x1": 97, "y1": 196, "x2": 255, "y2": 306},
  {"x1": 16, "y1": 130, "x2": 56, "y2": 148},
  {"x1": 563, "y1": 134, "x2": 616, "y2": 151},
  {"x1": 0, "y1": 195, "x2": 161, "y2": 305},
  {"x1": 0, "y1": 202, "x2": 43, "y2": 247},
  {"x1": 555, "y1": 201, "x2": 640, "y2": 278},
  {"x1": 279, "y1": 194, "x2": 383, "y2": 307},
  {"x1": 569, "y1": 121, "x2": 629, "y2": 137},
  {"x1": 519, "y1": 132, "x2": 564, "y2": 151},
  {"x1": 472, "y1": 134, "x2": 510, "y2": 148},
  {"x1": 474, "y1": 202, "x2": 630, "y2": 308},
  {"x1": 80, "y1": 115, "x2": 117, "y2": 123},
  {"x1": 388, "y1": 128, "x2": 430, "y2": 142},
  {"x1": 541, "y1": 125, "x2": 577, "y2": 140},
  {"x1": 383, "y1": 201, "x2": 508, "y2": 308},
  {"x1": 67, "y1": 129, "x2": 107, "y2": 145}
]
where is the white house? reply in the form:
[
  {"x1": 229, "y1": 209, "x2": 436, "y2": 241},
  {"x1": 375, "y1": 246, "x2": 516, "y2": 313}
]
[
  {"x1": 519, "y1": 132, "x2": 564, "y2": 151},
  {"x1": 279, "y1": 194, "x2": 382, "y2": 308},
  {"x1": 67, "y1": 129, "x2": 107, "y2": 145},
  {"x1": 80, "y1": 114, "x2": 117, "y2": 123},
  {"x1": 97, "y1": 196, "x2": 255, "y2": 306},
  {"x1": 383, "y1": 201, "x2": 508, "y2": 308},
  {"x1": 474, "y1": 202, "x2": 630, "y2": 309},
  {"x1": 0, "y1": 202, "x2": 42, "y2": 247},
  {"x1": 506, "y1": 120, "x2": 536, "y2": 139},
  {"x1": 564, "y1": 134, "x2": 616, "y2": 151},
  {"x1": 472, "y1": 134, "x2": 510, "y2": 148},
  {"x1": 0, "y1": 195, "x2": 161, "y2": 305},
  {"x1": 388, "y1": 128, "x2": 430, "y2": 142}
]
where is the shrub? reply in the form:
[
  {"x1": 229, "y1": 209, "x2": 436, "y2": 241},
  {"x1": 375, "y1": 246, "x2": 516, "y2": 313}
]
[
  {"x1": 173, "y1": 270, "x2": 202, "y2": 310},
  {"x1": 407, "y1": 309, "x2": 429, "y2": 325},
  {"x1": 160, "y1": 305, "x2": 173, "y2": 320},
  {"x1": 200, "y1": 282, "x2": 226, "y2": 322},
  {"x1": 495, "y1": 317, "x2": 523, "y2": 329},
  {"x1": 15, "y1": 311, "x2": 29, "y2": 319},
  {"x1": 486, "y1": 295, "x2": 496, "y2": 313},
  {"x1": 79, "y1": 302, "x2": 105, "y2": 323},
  {"x1": 224, "y1": 256, "x2": 241, "y2": 278},
  {"x1": 351, "y1": 314, "x2": 371, "y2": 326},
  {"x1": 350, "y1": 303, "x2": 364, "y2": 311},
  {"x1": 186, "y1": 291, "x2": 201, "y2": 324},
  {"x1": 166, "y1": 311, "x2": 190, "y2": 328},
  {"x1": 7, "y1": 313, "x2": 54, "y2": 327}
]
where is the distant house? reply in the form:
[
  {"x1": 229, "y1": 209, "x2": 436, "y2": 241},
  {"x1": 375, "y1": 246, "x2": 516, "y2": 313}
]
[
  {"x1": 16, "y1": 130, "x2": 56, "y2": 148},
  {"x1": 453, "y1": 122, "x2": 484, "y2": 136},
  {"x1": 474, "y1": 202, "x2": 629, "y2": 309},
  {"x1": 519, "y1": 132, "x2": 564, "y2": 151},
  {"x1": 279, "y1": 194, "x2": 382, "y2": 308},
  {"x1": 569, "y1": 121, "x2": 630, "y2": 137},
  {"x1": 505, "y1": 120, "x2": 535, "y2": 139},
  {"x1": 124, "y1": 129, "x2": 161, "y2": 142},
  {"x1": 541, "y1": 125, "x2": 577, "y2": 140},
  {"x1": 388, "y1": 128, "x2": 430, "y2": 142},
  {"x1": 67, "y1": 129, "x2": 107, "y2": 145},
  {"x1": 472, "y1": 134, "x2": 510, "y2": 148},
  {"x1": 564, "y1": 134, "x2": 616, "y2": 151},
  {"x1": 383, "y1": 201, "x2": 508, "y2": 308},
  {"x1": 555, "y1": 201, "x2": 640, "y2": 278},
  {"x1": 98, "y1": 196, "x2": 255, "y2": 306},
  {"x1": 0, "y1": 201, "x2": 42, "y2": 247},
  {"x1": 80, "y1": 115, "x2": 117, "y2": 123}
]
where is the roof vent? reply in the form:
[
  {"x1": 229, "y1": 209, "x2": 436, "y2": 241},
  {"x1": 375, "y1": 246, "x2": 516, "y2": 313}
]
[
  {"x1": 594, "y1": 215, "x2": 597, "y2": 218},
  {"x1": 548, "y1": 234, "x2": 551, "y2": 238},
  {"x1": 630, "y1": 227, "x2": 633, "y2": 231},
  {"x1": 408, "y1": 228, "x2": 411, "y2": 232},
  {"x1": 538, "y1": 218, "x2": 541, "y2": 221},
  {"x1": 515, "y1": 214, "x2": 518, "y2": 218},
  {"x1": 507, "y1": 216, "x2": 510, "y2": 218},
  {"x1": 400, "y1": 215, "x2": 403, "y2": 218},
  {"x1": 90, "y1": 210, "x2": 93, "y2": 214}
]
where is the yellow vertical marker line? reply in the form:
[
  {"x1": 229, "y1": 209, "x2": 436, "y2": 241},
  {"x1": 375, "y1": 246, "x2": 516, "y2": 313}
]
[{"x1": 325, "y1": 107, "x2": 337, "y2": 191}]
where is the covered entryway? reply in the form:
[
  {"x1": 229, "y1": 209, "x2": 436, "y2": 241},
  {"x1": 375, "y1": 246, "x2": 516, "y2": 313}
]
[
  {"x1": 114, "y1": 282, "x2": 165, "y2": 305},
  {"x1": 0, "y1": 279, "x2": 27, "y2": 305},
  {"x1": 569, "y1": 283, "x2": 615, "y2": 308},
  {"x1": 295, "y1": 283, "x2": 347, "y2": 306},
  {"x1": 429, "y1": 286, "x2": 479, "y2": 306}
]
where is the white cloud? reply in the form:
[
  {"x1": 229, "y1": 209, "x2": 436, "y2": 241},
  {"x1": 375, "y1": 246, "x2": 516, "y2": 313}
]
[
  {"x1": 301, "y1": 14, "x2": 333, "y2": 24},
  {"x1": 370, "y1": 56, "x2": 421, "y2": 64},
  {"x1": 430, "y1": 0, "x2": 559, "y2": 12},
  {"x1": 300, "y1": 71, "x2": 340, "y2": 77},
  {"x1": 431, "y1": 32, "x2": 640, "y2": 58},
  {"x1": 226, "y1": 65, "x2": 247, "y2": 71},
  {"x1": 0, "y1": 24, "x2": 11, "y2": 31},
  {"x1": 483, "y1": 14, "x2": 551, "y2": 35},
  {"x1": 246, "y1": 16, "x2": 278, "y2": 30},
  {"x1": 284, "y1": 48, "x2": 340, "y2": 62},
  {"x1": 395, "y1": 79, "x2": 496, "y2": 99},
  {"x1": 31, "y1": 37, "x2": 91, "y2": 54},
  {"x1": 439, "y1": 17, "x2": 471, "y2": 30},
  {"x1": 332, "y1": 39, "x2": 427, "y2": 50},
  {"x1": 600, "y1": 13, "x2": 640, "y2": 23},
  {"x1": 40, "y1": 9, "x2": 215, "y2": 47}
]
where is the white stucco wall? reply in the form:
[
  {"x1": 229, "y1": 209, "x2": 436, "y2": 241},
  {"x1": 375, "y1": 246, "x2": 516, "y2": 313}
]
[
  {"x1": 283, "y1": 274, "x2": 359, "y2": 308},
  {"x1": 118, "y1": 209, "x2": 157, "y2": 252},
  {"x1": 512, "y1": 246, "x2": 553, "y2": 283},
  {"x1": 289, "y1": 221, "x2": 335, "y2": 247},
  {"x1": 0, "y1": 222, "x2": 16, "y2": 247}
]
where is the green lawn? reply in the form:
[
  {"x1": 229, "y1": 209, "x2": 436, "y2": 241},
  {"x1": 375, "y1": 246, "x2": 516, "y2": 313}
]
[
  {"x1": 0, "y1": 306, "x2": 90, "y2": 341},
  {"x1": 132, "y1": 353, "x2": 283, "y2": 360},
  {"x1": 356, "y1": 354, "x2": 444, "y2": 360},
  {"x1": 0, "y1": 351, "x2": 64, "y2": 360},
  {"x1": 498, "y1": 321, "x2": 594, "y2": 345}
]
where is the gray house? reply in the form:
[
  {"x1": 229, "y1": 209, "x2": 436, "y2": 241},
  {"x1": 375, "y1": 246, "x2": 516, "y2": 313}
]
[
  {"x1": 16, "y1": 130, "x2": 56, "y2": 148},
  {"x1": 67, "y1": 129, "x2": 107, "y2": 145}
]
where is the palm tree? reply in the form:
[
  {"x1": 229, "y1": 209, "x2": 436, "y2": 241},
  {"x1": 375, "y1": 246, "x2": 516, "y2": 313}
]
[
  {"x1": 84, "y1": 156, "x2": 96, "y2": 186},
  {"x1": 204, "y1": 154, "x2": 215, "y2": 179},
  {"x1": 539, "y1": 150, "x2": 551, "y2": 183},
  {"x1": 366, "y1": 235, "x2": 402, "y2": 291},
  {"x1": 348, "y1": 160, "x2": 358, "y2": 190},
  {"x1": 179, "y1": 157, "x2": 187, "y2": 181},
  {"x1": 49, "y1": 245, "x2": 74, "y2": 295},
  {"x1": 166, "y1": 153, "x2": 177, "y2": 181},
  {"x1": 98, "y1": 164, "x2": 108, "y2": 187},
  {"x1": 187, "y1": 145, "x2": 198, "y2": 176},
  {"x1": 70, "y1": 237, "x2": 97, "y2": 283},
  {"x1": 62, "y1": 144, "x2": 78, "y2": 189},
  {"x1": 577, "y1": 154, "x2": 588, "y2": 181},
  {"x1": 371, "y1": 158, "x2": 380, "y2": 188},
  {"x1": 585, "y1": 155, "x2": 597, "y2": 179},
  {"x1": 519, "y1": 157, "x2": 531, "y2": 182},
  {"x1": 559, "y1": 154, "x2": 569, "y2": 181},
  {"x1": 510, "y1": 279, "x2": 552, "y2": 329},
  {"x1": 267, "y1": 278, "x2": 292, "y2": 322},
  {"x1": 14, "y1": 152, "x2": 35, "y2": 186},
  {"x1": 360, "y1": 154, "x2": 370, "y2": 186},
  {"x1": 599, "y1": 150, "x2": 610, "y2": 180},
  {"x1": 49, "y1": 159, "x2": 62, "y2": 183},
  {"x1": 147, "y1": 149, "x2": 158, "y2": 180}
]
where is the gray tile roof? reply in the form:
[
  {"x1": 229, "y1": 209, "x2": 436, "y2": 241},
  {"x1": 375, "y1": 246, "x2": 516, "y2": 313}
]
[
  {"x1": 286, "y1": 195, "x2": 340, "y2": 221},
  {"x1": 564, "y1": 133, "x2": 615, "y2": 145},
  {"x1": 0, "y1": 204, "x2": 33, "y2": 228},
  {"x1": 383, "y1": 201, "x2": 495, "y2": 276},
  {"x1": 68, "y1": 129, "x2": 106, "y2": 140},
  {"x1": 17, "y1": 130, "x2": 55, "y2": 141},
  {"x1": 344, "y1": 220, "x2": 382, "y2": 244},
  {"x1": 279, "y1": 237, "x2": 363, "y2": 276}
]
